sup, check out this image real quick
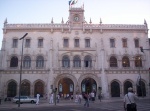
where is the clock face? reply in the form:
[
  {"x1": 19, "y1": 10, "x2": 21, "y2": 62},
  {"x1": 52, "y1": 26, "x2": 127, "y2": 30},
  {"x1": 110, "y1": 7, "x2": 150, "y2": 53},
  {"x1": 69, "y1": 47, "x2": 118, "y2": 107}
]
[{"x1": 74, "y1": 15, "x2": 79, "y2": 22}]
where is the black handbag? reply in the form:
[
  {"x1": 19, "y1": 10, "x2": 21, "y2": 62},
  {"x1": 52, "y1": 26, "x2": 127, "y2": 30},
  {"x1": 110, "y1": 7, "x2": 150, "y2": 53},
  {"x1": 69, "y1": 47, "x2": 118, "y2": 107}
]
[{"x1": 127, "y1": 94, "x2": 136, "y2": 108}]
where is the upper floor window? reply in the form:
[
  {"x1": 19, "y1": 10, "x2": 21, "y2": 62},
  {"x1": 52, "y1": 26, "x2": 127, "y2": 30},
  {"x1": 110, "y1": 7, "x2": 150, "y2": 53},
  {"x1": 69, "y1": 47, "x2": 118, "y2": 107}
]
[
  {"x1": 74, "y1": 39, "x2": 79, "y2": 47},
  {"x1": 110, "y1": 39, "x2": 115, "y2": 48},
  {"x1": 23, "y1": 56, "x2": 31, "y2": 68},
  {"x1": 122, "y1": 39, "x2": 127, "y2": 48},
  {"x1": 73, "y1": 56, "x2": 81, "y2": 67},
  {"x1": 134, "y1": 39, "x2": 139, "y2": 48},
  {"x1": 38, "y1": 39, "x2": 43, "y2": 47},
  {"x1": 110, "y1": 56, "x2": 117, "y2": 67},
  {"x1": 25, "y1": 39, "x2": 30, "y2": 48},
  {"x1": 62, "y1": 55, "x2": 70, "y2": 67},
  {"x1": 122, "y1": 56, "x2": 130, "y2": 67},
  {"x1": 63, "y1": 39, "x2": 69, "y2": 47},
  {"x1": 10, "y1": 56, "x2": 18, "y2": 67},
  {"x1": 36, "y1": 56, "x2": 44, "y2": 68},
  {"x1": 134, "y1": 56, "x2": 142, "y2": 67},
  {"x1": 85, "y1": 39, "x2": 90, "y2": 47},
  {"x1": 84, "y1": 55, "x2": 92, "y2": 67},
  {"x1": 12, "y1": 39, "x2": 18, "y2": 48}
]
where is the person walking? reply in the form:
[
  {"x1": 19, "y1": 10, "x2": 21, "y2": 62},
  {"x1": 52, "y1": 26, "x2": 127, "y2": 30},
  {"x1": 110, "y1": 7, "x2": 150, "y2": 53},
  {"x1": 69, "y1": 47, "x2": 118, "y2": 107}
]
[
  {"x1": 57, "y1": 94, "x2": 60, "y2": 103},
  {"x1": 36, "y1": 93, "x2": 40, "y2": 105},
  {"x1": 91, "y1": 91, "x2": 95, "y2": 103},
  {"x1": 49, "y1": 93, "x2": 54, "y2": 104},
  {"x1": 124, "y1": 87, "x2": 138, "y2": 111},
  {"x1": 78, "y1": 93, "x2": 82, "y2": 104},
  {"x1": 83, "y1": 93, "x2": 89, "y2": 107}
]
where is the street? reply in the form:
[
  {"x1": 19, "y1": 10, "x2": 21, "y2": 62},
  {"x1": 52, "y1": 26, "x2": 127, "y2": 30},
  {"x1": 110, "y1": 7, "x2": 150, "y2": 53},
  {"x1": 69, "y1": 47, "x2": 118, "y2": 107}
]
[{"x1": 0, "y1": 98, "x2": 150, "y2": 111}]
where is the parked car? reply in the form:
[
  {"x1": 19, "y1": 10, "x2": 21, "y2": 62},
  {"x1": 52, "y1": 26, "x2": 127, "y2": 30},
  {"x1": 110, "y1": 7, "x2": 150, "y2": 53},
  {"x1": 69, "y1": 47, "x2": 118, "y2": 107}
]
[{"x1": 12, "y1": 96, "x2": 37, "y2": 104}]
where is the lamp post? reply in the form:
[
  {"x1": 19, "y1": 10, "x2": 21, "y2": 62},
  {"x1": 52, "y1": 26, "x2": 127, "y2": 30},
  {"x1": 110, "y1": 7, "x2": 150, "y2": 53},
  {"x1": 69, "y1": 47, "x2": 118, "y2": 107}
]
[{"x1": 18, "y1": 33, "x2": 28, "y2": 107}]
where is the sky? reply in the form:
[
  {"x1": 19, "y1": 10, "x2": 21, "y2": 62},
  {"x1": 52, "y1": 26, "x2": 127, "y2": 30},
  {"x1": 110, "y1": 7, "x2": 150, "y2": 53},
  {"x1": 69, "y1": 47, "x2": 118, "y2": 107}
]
[{"x1": 0, "y1": 0, "x2": 150, "y2": 49}]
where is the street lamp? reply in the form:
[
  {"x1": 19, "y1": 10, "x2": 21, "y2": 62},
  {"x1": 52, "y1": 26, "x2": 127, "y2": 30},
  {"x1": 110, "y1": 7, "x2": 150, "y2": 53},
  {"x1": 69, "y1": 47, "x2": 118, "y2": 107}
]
[{"x1": 18, "y1": 33, "x2": 28, "y2": 107}]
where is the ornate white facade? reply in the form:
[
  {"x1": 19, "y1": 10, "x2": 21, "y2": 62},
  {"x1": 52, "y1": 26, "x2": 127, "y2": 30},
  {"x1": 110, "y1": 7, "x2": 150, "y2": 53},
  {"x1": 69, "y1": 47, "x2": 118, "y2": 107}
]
[{"x1": 0, "y1": 7, "x2": 150, "y2": 99}]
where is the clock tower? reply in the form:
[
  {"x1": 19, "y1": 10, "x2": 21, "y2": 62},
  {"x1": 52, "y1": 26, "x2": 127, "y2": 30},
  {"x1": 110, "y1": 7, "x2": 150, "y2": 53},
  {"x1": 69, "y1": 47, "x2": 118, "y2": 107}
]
[{"x1": 69, "y1": 7, "x2": 84, "y2": 27}]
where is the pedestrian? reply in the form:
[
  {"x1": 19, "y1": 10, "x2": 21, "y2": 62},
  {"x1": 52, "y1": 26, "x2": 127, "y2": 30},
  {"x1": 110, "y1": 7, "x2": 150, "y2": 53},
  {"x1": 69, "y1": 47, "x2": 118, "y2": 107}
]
[
  {"x1": 124, "y1": 87, "x2": 138, "y2": 111},
  {"x1": 49, "y1": 93, "x2": 54, "y2": 104},
  {"x1": 57, "y1": 94, "x2": 60, "y2": 103},
  {"x1": 91, "y1": 91, "x2": 95, "y2": 103},
  {"x1": 36, "y1": 93, "x2": 40, "y2": 105},
  {"x1": 74, "y1": 93, "x2": 78, "y2": 103},
  {"x1": 78, "y1": 93, "x2": 82, "y2": 104},
  {"x1": 83, "y1": 93, "x2": 89, "y2": 107}
]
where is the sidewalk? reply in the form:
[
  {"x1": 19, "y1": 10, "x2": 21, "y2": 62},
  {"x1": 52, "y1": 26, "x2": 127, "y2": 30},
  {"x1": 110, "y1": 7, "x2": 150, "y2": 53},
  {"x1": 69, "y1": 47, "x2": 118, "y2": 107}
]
[{"x1": 0, "y1": 97, "x2": 149, "y2": 110}]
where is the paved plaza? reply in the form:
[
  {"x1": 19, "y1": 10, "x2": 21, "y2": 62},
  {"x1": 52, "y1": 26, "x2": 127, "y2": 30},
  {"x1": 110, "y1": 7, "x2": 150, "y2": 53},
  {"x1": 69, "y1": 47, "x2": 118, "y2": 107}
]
[{"x1": 0, "y1": 97, "x2": 150, "y2": 111}]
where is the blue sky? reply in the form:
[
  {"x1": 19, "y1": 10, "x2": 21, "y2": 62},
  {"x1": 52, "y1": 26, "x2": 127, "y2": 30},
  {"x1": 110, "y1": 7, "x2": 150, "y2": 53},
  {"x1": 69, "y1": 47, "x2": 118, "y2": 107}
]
[{"x1": 0, "y1": 0, "x2": 150, "y2": 49}]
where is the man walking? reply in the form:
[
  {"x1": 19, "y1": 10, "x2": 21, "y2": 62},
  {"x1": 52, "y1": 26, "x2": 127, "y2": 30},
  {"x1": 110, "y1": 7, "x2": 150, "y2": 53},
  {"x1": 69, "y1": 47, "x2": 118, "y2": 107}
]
[
  {"x1": 124, "y1": 87, "x2": 138, "y2": 111},
  {"x1": 36, "y1": 93, "x2": 40, "y2": 105}
]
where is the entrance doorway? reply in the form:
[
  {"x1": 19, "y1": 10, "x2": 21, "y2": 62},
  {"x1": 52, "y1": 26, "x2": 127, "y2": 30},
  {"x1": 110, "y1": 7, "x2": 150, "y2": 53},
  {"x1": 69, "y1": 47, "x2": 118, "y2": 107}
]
[
  {"x1": 81, "y1": 78, "x2": 97, "y2": 94},
  {"x1": 111, "y1": 81, "x2": 120, "y2": 97},
  {"x1": 58, "y1": 78, "x2": 74, "y2": 98},
  {"x1": 124, "y1": 81, "x2": 132, "y2": 95},
  {"x1": 136, "y1": 81, "x2": 146, "y2": 97}
]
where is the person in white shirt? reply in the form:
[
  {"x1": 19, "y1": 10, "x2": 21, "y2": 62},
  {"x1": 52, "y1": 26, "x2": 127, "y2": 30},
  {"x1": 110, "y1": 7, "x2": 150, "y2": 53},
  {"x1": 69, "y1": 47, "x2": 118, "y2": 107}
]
[
  {"x1": 49, "y1": 93, "x2": 54, "y2": 104},
  {"x1": 124, "y1": 87, "x2": 138, "y2": 111},
  {"x1": 91, "y1": 91, "x2": 95, "y2": 102},
  {"x1": 36, "y1": 93, "x2": 40, "y2": 105}
]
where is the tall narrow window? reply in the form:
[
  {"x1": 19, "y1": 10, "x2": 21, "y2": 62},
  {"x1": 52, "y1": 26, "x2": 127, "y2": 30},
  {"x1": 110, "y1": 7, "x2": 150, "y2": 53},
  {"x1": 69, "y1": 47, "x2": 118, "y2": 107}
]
[
  {"x1": 38, "y1": 39, "x2": 43, "y2": 47},
  {"x1": 135, "y1": 56, "x2": 142, "y2": 67},
  {"x1": 10, "y1": 56, "x2": 18, "y2": 67},
  {"x1": 134, "y1": 39, "x2": 139, "y2": 48},
  {"x1": 85, "y1": 39, "x2": 90, "y2": 47},
  {"x1": 62, "y1": 55, "x2": 70, "y2": 67},
  {"x1": 63, "y1": 39, "x2": 69, "y2": 47},
  {"x1": 73, "y1": 56, "x2": 81, "y2": 67},
  {"x1": 12, "y1": 39, "x2": 18, "y2": 48},
  {"x1": 36, "y1": 56, "x2": 44, "y2": 68},
  {"x1": 110, "y1": 56, "x2": 117, "y2": 67},
  {"x1": 74, "y1": 39, "x2": 79, "y2": 47},
  {"x1": 110, "y1": 39, "x2": 115, "y2": 48},
  {"x1": 23, "y1": 56, "x2": 31, "y2": 68},
  {"x1": 84, "y1": 55, "x2": 92, "y2": 67},
  {"x1": 25, "y1": 39, "x2": 30, "y2": 48},
  {"x1": 122, "y1": 56, "x2": 130, "y2": 67},
  {"x1": 122, "y1": 39, "x2": 127, "y2": 48}
]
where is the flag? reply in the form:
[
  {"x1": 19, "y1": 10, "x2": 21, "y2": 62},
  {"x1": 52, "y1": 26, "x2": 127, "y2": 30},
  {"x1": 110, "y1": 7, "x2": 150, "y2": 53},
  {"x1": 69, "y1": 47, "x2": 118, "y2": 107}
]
[
  {"x1": 69, "y1": 0, "x2": 78, "y2": 6},
  {"x1": 136, "y1": 75, "x2": 141, "y2": 86}
]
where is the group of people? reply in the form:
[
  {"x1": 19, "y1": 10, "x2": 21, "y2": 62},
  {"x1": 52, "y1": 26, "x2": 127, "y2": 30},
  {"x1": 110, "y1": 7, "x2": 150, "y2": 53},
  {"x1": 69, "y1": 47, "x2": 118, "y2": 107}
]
[{"x1": 36, "y1": 87, "x2": 138, "y2": 111}]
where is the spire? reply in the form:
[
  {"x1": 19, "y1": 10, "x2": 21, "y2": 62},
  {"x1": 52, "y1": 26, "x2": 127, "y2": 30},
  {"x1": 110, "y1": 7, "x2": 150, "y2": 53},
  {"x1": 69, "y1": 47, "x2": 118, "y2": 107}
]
[
  {"x1": 51, "y1": 17, "x2": 54, "y2": 24},
  {"x1": 144, "y1": 19, "x2": 147, "y2": 25},
  {"x1": 89, "y1": 18, "x2": 92, "y2": 24},
  {"x1": 100, "y1": 18, "x2": 102, "y2": 24},
  {"x1": 4, "y1": 18, "x2": 8, "y2": 24},
  {"x1": 61, "y1": 17, "x2": 64, "y2": 24}
]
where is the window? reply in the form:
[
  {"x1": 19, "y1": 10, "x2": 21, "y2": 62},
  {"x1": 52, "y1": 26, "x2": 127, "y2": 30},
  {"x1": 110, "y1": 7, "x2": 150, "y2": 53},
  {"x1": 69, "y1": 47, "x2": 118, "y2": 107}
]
[
  {"x1": 38, "y1": 39, "x2": 43, "y2": 47},
  {"x1": 135, "y1": 56, "x2": 142, "y2": 67},
  {"x1": 84, "y1": 55, "x2": 92, "y2": 67},
  {"x1": 62, "y1": 55, "x2": 70, "y2": 67},
  {"x1": 23, "y1": 56, "x2": 31, "y2": 68},
  {"x1": 85, "y1": 39, "x2": 90, "y2": 47},
  {"x1": 134, "y1": 39, "x2": 139, "y2": 48},
  {"x1": 73, "y1": 56, "x2": 81, "y2": 67},
  {"x1": 110, "y1": 56, "x2": 117, "y2": 67},
  {"x1": 25, "y1": 39, "x2": 30, "y2": 48},
  {"x1": 110, "y1": 39, "x2": 115, "y2": 48},
  {"x1": 122, "y1": 39, "x2": 127, "y2": 48},
  {"x1": 36, "y1": 56, "x2": 44, "y2": 68},
  {"x1": 63, "y1": 39, "x2": 69, "y2": 47},
  {"x1": 122, "y1": 56, "x2": 130, "y2": 67},
  {"x1": 12, "y1": 39, "x2": 18, "y2": 48},
  {"x1": 74, "y1": 39, "x2": 79, "y2": 47},
  {"x1": 10, "y1": 56, "x2": 18, "y2": 67}
]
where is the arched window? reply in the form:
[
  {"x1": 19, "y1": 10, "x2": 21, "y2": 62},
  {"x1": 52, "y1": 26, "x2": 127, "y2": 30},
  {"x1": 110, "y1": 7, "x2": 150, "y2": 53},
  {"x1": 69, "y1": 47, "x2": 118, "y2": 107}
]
[
  {"x1": 122, "y1": 56, "x2": 130, "y2": 67},
  {"x1": 73, "y1": 55, "x2": 81, "y2": 67},
  {"x1": 36, "y1": 56, "x2": 44, "y2": 68},
  {"x1": 135, "y1": 56, "x2": 142, "y2": 67},
  {"x1": 10, "y1": 56, "x2": 18, "y2": 67},
  {"x1": 84, "y1": 55, "x2": 92, "y2": 67},
  {"x1": 110, "y1": 56, "x2": 117, "y2": 67},
  {"x1": 62, "y1": 55, "x2": 70, "y2": 67},
  {"x1": 7, "y1": 81, "x2": 17, "y2": 97},
  {"x1": 23, "y1": 56, "x2": 31, "y2": 68},
  {"x1": 21, "y1": 81, "x2": 30, "y2": 96}
]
